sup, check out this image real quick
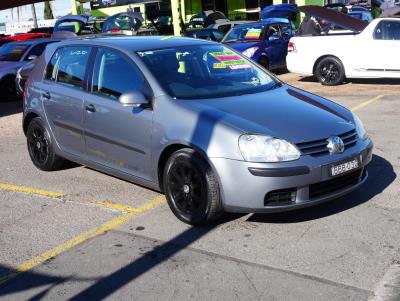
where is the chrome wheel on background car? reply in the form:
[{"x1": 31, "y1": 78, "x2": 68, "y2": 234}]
[
  {"x1": 163, "y1": 148, "x2": 223, "y2": 225},
  {"x1": 316, "y1": 57, "x2": 345, "y2": 86},
  {"x1": 27, "y1": 117, "x2": 65, "y2": 171}
]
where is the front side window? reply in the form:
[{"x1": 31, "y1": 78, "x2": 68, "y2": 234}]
[
  {"x1": 56, "y1": 46, "x2": 91, "y2": 89},
  {"x1": 374, "y1": 21, "x2": 400, "y2": 40},
  {"x1": 137, "y1": 45, "x2": 278, "y2": 99},
  {"x1": 92, "y1": 48, "x2": 146, "y2": 100}
]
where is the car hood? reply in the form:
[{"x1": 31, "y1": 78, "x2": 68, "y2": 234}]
[
  {"x1": 0, "y1": 61, "x2": 25, "y2": 74},
  {"x1": 180, "y1": 85, "x2": 355, "y2": 144},
  {"x1": 299, "y1": 5, "x2": 368, "y2": 32},
  {"x1": 226, "y1": 41, "x2": 261, "y2": 52}
]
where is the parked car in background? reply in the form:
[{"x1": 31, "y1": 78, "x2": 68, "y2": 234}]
[
  {"x1": 222, "y1": 21, "x2": 294, "y2": 70},
  {"x1": 54, "y1": 15, "x2": 103, "y2": 35},
  {"x1": 287, "y1": 6, "x2": 400, "y2": 85},
  {"x1": 184, "y1": 28, "x2": 225, "y2": 41},
  {"x1": 348, "y1": 11, "x2": 373, "y2": 22},
  {"x1": 0, "y1": 32, "x2": 51, "y2": 47},
  {"x1": 187, "y1": 10, "x2": 228, "y2": 28},
  {"x1": 23, "y1": 36, "x2": 373, "y2": 224},
  {"x1": 207, "y1": 21, "x2": 251, "y2": 35},
  {"x1": 0, "y1": 38, "x2": 60, "y2": 101},
  {"x1": 102, "y1": 12, "x2": 143, "y2": 35}
]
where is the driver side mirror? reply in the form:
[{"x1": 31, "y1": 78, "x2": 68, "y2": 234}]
[
  {"x1": 27, "y1": 54, "x2": 38, "y2": 61},
  {"x1": 119, "y1": 91, "x2": 150, "y2": 108}
]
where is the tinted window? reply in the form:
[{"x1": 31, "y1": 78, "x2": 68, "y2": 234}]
[
  {"x1": 92, "y1": 48, "x2": 146, "y2": 100},
  {"x1": 25, "y1": 42, "x2": 53, "y2": 61},
  {"x1": 223, "y1": 25, "x2": 265, "y2": 42},
  {"x1": 138, "y1": 45, "x2": 277, "y2": 99},
  {"x1": 217, "y1": 24, "x2": 231, "y2": 34},
  {"x1": 0, "y1": 43, "x2": 29, "y2": 61},
  {"x1": 45, "y1": 48, "x2": 63, "y2": 81},
  {"x1": 374, "y1": 21, "x2": 400, "y2": 40},
  {"x1": 56, "y1": 47, "x2": 91, "y2": 89}
]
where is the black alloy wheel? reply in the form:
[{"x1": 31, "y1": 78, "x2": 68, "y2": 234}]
[
  {"x1": 26, "y1": 117, "x2": 65, "y2": 171},
  {"x1": 164, "y1": 148, "x2": 223, "y2": 225},
  {"x1": 316, "y1": 57, "x2": 345, "y2": 86}
]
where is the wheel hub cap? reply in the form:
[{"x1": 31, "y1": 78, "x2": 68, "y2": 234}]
[
  {"x1": 183, "y1": 184, "x2": 190, "y2": 194},
  {"x1": 36, "y1": 142, "x2": 41, "y2": 149}
]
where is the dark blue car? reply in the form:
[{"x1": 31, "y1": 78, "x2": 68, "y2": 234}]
[{"x1": 222, "y1": 21, "x2": 294, "y2": 71}]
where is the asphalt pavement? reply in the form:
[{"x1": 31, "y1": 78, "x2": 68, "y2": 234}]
[{"x1": 0, "y1": 73, "x2": 399, "y2": 301}]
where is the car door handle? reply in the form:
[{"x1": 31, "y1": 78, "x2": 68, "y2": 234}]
[
  {"x1": 85, "y1": 104, "x2": 96, "y2": 113},
  {"x1": 42, "y1": 91, "x2": 51, "y2": 99}
]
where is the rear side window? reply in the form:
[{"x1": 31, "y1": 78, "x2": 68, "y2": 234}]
[
  {"x1": 45, "y1": 48, "x2": 63, "y2": 81},
  {"x1": 374, "y1": 21, "x2": 400, "y2": 40},
  {"x1": 56, "y1": 46, "x2": 91, "y2": 89},
  {"x1": 92, "y1": 48, "x2": 146, "y2": 100}
]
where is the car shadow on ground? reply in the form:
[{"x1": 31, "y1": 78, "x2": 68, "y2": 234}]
[
  {"x1": 299, "y1": 76, "x2": 400, "y2": 86},
  {"x1": 0, "y1": 101, "x2": 22, "y2": 118},
  {"x1": 246, "y1": 154, "x2": 396, "y2": 224}
]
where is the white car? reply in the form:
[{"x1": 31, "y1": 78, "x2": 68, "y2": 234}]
[{"x1": 287, "y1": 10, "x2": 400, "y2": 85}]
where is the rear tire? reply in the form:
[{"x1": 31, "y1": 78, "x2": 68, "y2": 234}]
[
  {"x1": 163, "y1": 148, "x2": 223, "y2": 225},
  {"x1": 315, "y1": 57, "x2": 345, "y2": 86},
  {"x1": 27, "y1": 117, "x2": 66, "y2": 171}
]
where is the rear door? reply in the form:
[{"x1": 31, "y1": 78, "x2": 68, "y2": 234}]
[
  {"x1": 42, "y1": 46, "x2": 92, "y2": 159},
  {"x1": 84, "y1": 48, "x2": 153, "y2": 180}
]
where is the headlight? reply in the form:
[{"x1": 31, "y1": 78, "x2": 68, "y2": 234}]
[
  {"x1": 239, "y1": 134, "x2": 300, "y2": 162},
  {"x1": 242, "y1": 47, "x2": 258, "y2": 58},
  {"x1": 353, "y1": 114, "x2": 368, "y2": 140}
]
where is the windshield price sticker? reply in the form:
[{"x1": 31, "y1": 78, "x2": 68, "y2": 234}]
[
  {"x1": 245, "y1": 28, "x2": 262, "y2": 40},
  {"x1": 210, "y1": 52, "x2": 251, "y2": 70}
]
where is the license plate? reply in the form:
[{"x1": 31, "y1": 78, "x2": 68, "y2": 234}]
[{"x1": 330, "y1": 158, "x2": 359, "y2": 177}]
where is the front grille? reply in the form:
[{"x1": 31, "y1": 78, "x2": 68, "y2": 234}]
[
  {"x1": 296, "y1": 129, "x2": 358, "y2": 157},
  {"x1": 309, "y1": 169, "x2": 362, "y2": 199},
  {"x1": 264, "y1": 188, "x2": 296, "y2": 206}
]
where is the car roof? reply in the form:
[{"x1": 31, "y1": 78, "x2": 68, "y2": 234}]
[
  {"x1": 5, "y1": 38, "x2": 61, "y2": 46},
  {"x1": 53, "y1": 36, "x2": 215, "y2": 51}
]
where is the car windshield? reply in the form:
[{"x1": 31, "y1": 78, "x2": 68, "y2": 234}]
[
  {"x1": 0, "y1": 43, "x2": 29, "y2": 61},
  {"x1": 223, "y1": 25, "x2": 265, "y2": 43},
  {"x1": 137, "y1": 44, "x2": 278, "y2": 99}
]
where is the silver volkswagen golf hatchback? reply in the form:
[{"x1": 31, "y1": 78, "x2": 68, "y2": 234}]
[{"x1": 23, "y1": 37, "x2": 373, "y2": 224}]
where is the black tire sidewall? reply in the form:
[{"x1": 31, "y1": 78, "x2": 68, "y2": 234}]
[
  {"x1": 163, "y1": 149, "x2": 219, "y2": 225},
  {"x1": 316, "y1": 57, "x2": 345, "y2": 86},
  {"x1": 258, "y1": 56, "x2": 269, "y2": 70}
]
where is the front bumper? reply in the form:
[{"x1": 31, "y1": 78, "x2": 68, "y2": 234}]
[{"x1": 210, "y1": 140, "x2": 373, "y2": 213}]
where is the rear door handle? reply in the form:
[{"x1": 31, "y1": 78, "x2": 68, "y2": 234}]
[
  {"x1": 42, "y1": 91, "x2": 51, "y2": 99},
  {"x1": 85, "y1": 104, "x2": 96, "y2": 113}
]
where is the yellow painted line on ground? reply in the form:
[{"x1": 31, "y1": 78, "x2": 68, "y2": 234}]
[
  {"x1": 351, "y1": 95, "x2": 384, "y2": 112},
  {"x1": 0, "y1": 195, "x2": 166, "y2": 286},
  {"x1": 94, "y1": 201, "x2": 143, "y2": 213},
  {"x1": 0, "y1": 183, "x2": 64, "y2": 198}
]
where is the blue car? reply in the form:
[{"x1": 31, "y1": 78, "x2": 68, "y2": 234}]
[{"x1": 222, "y1": 21, "x2": 294, "y2": 71}]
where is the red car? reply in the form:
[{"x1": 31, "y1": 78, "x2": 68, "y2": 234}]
[{"x1": 0, "y1": 33, "x2": 51, "y2": 46}]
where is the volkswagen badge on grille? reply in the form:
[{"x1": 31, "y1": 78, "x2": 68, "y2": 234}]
[{"x1": 327, "y1": 136, "x2": 345, "y2": 154}]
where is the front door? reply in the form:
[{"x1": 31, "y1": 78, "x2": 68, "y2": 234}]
[
  {"x1": 84, "y1": 48, "x2": 153, "y2": 180},
  {"x1": 42, "y1": 46, "x2": 92, "y2": 159}
]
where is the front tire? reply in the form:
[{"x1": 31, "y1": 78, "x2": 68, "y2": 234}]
[
  {"x1": 163, "y1": 148, "x2": 223, "y2": 225},
  {"x1": 27, "y1": 117, "x2": 66, "y2": 171},
  {"x1": 258, "y1": 56, "x2": 270, "y2": 71},
  {"x1": 315, "y1": 57, "x2": 345, "y2": 86}
]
